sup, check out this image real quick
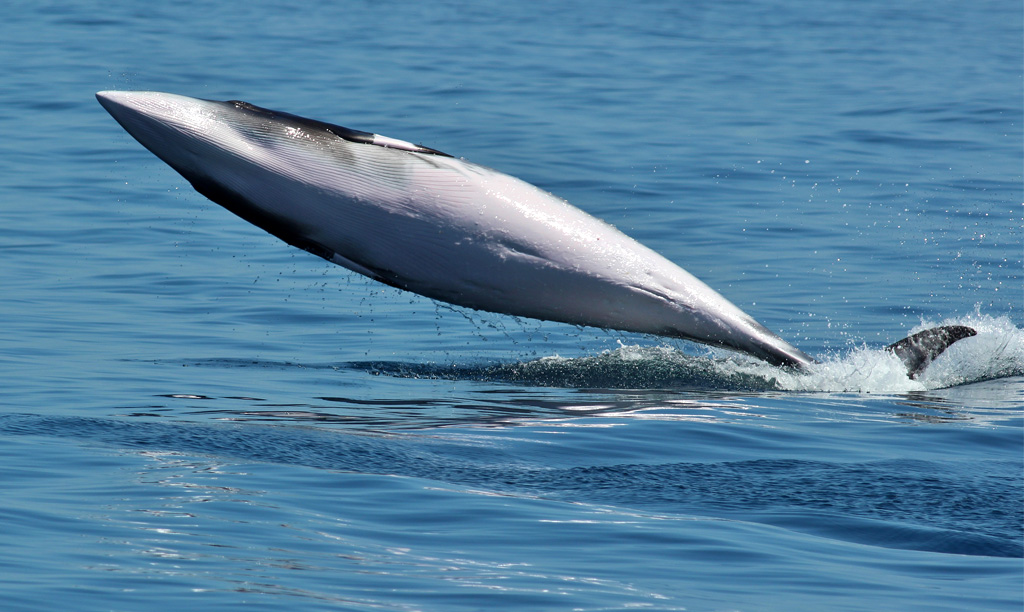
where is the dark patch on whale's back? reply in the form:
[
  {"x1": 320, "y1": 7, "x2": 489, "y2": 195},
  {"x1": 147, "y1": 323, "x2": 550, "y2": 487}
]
[{"x1": 224, "y1": 100, "x2": 452, "y2": 157}]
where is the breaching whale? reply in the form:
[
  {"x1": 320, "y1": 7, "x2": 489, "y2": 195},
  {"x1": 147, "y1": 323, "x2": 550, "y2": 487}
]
[{"x1": 96, "y1": 91, "x2": 974, "y2": 378}]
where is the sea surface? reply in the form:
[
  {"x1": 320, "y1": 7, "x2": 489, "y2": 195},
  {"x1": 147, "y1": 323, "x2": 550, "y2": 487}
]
[{"x1": 1, "y1": 1, "x2": 1022, "y2": 610}]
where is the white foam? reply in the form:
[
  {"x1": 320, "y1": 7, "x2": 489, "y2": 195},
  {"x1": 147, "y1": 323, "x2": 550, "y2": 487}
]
[{"x1": 773, "y1": 312, "x2": 1023, "y2": 393}]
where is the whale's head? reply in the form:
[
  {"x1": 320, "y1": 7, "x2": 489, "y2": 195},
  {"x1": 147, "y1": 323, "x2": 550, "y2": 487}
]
[
  {"x1": 97, "y1": 91, "x2": 253, "y2": 180},
  {"x1": 96, "y1": 90, "x2": 357, "y2": 256}
]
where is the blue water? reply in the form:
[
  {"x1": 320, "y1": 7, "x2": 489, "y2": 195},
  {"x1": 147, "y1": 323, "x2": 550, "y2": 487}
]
[{"x1": 2, "y1": 1, "x2": 1022, "y2": 610}]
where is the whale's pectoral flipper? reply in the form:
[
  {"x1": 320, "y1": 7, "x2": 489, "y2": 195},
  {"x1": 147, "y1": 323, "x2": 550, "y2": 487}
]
[{"x1": 886, "y1": 325, "x2": 977, "y2": 379}]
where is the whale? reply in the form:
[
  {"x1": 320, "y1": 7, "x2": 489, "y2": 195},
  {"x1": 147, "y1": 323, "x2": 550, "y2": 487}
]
[{"x1": 96, "y1": 91, "x2": 974, "y2": 377}]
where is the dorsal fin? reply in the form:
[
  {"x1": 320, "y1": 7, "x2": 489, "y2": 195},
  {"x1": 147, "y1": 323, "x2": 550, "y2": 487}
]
[{"x1": 886, "y1": 325, "x2": 977, "y2": 379}]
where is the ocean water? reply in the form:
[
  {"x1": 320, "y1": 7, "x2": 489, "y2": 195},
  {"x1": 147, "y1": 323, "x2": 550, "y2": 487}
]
[{"x1": 1, "y1": 1, "x2": 1022, "y2": 610}]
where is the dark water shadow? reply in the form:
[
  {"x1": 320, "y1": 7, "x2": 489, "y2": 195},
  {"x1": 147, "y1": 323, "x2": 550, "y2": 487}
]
[
  {"x1": 170, "y1": 350, "x2": 784, "y2": 392},
  {"x1": 126, "y1": 353, "x2": 785, "y2": 431},
  {"x1": 345, "y1": 353, "x2": 782, "y2": 391}
]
